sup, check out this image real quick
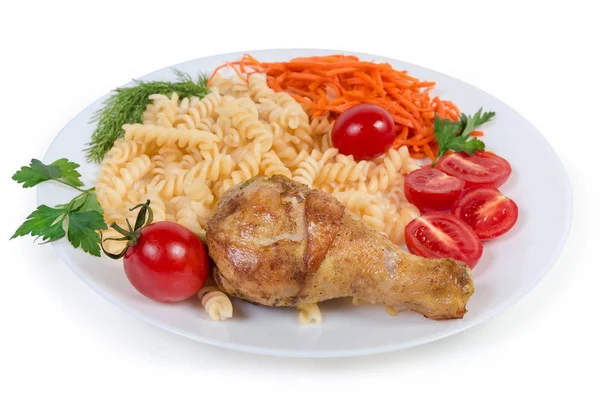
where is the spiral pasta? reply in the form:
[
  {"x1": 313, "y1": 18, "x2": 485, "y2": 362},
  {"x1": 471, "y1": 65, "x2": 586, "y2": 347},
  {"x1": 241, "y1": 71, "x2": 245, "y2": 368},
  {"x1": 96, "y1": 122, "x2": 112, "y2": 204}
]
[
  {"x1": 313, "y1": 129, "x2": 334, "y2": 153},
  {"x1": 187, "y1": 89, "x2": 224, "y2": 120},
  {"x1": 207, "y1": 73, "x2": 234, "y2": 95},
  {"x1": 143, "y1": 89, "x2": 225, "y2": 129},
  {"x1": 215, "y1": 143, "x2": 262, "y2": 196},
  {"x1": 172, "y1": 196, "x2": 208, "y2": 239},
  {"x1": 385, "y1": 306, "x2": 400, "y2": 317},
  {"x1": 218, "y1": 98, "x2": 273, "y2": 152},
  {"x1": 257, "y1": 99, "x2": 291, "y2": 128},
  {"x1": 315, "y1": 159, "x2": 370, "y2": 185},
  {"x1": 351, "y1": 297, "x2": 375, "y2": 306},
  {"x1": 143, "y1": 93, "x2": 179, "y2": 127},
  {"x1": 260, "y1": 150, "x2": 292, "y2": 179},
  {"x1": 291, "y1": 152, "x2": 320, "y2": 187},
  {"x1": 96, "y1": 155, "x2": 152, "y2": 209},
  {"x1": 333, "y1": 190, "x2": 386, "y2": 232},
  {"x1": 123, "y1": 124, "x2": 220, "y2": 150},
  {"x1": 297, "y1": 304, "x2": 322, "y2": 325},
  {"x1": 310, "y1": 113, "x2": 333, "y2": 136},
  {"x1": 382, "y1": 200, "x2": 420, "y2": 244},
  {"x1": 150, "y1": 173, "x2": 187, "y2": 200},
  {"x1": 119, "y1": 155, "x2": 152, "y2": 188},
  {"x1": 271, "y1": 92, "x2": 307, "y2": 129},
  {"x1": 105, "y1": 138, "x2": 155, "y2": 165},
  {"x1": 248, "y1": 73, "x2": 276, "y2": 102},
  {"x1": 210, "y1": 73, "x2": 249, "y2": 98},
  {"x1": 197, "y1": 286, "x2": 233, "y2": 321}
]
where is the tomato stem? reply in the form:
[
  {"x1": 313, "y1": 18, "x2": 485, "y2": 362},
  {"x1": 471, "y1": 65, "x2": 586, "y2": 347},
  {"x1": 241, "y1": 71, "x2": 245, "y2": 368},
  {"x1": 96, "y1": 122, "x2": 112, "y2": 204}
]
[{"x1": 100, "y1": 200, "x2": 154, "y2": 260}]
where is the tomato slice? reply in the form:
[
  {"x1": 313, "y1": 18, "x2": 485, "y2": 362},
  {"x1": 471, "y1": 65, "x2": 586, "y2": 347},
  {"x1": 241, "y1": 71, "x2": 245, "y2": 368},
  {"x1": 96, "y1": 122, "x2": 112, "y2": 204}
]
[
  {"x1": 452, "y1": 187, "x2": 518, "y2": 240},
  {"x1": 404, "y1": 168, "x2": 465, "y2": 212},
  {"x1": 436, "y1": 151, "x2": 512, "y2": 188},
  {"x1": 405, "y1": 212, "x2": 483, "y2": 268}
]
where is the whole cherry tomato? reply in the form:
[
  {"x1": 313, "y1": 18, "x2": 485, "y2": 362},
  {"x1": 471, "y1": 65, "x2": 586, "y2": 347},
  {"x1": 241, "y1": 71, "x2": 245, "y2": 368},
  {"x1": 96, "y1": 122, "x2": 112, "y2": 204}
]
[{"x1": 332, "y1": 104, "x2": 396, "y2": 160}]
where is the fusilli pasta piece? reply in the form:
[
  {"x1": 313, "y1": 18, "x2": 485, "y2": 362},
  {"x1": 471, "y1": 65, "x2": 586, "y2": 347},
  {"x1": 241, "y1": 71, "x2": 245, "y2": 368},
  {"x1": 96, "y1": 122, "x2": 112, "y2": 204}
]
[
  {"x1": 248, "y1": 73, "x2": 276, "y2": 102},
  {"x1": 271, "y1": 91, "x2": 308, "y2": 130},
  {"x1": 333, "y1": 190, "x2": 386, "y2": 232},
  {"x1": 187, "y1": 89, "x2": 224, "y2": 120},
  {"x1": 219, "y1": 99, "x2": 273, "y2": 152},
  {"x1": 381, "y1": 200, "x2": 420, "y2": 245},
  {"x1": 123, "y1": 124, "x2": 219, "y2": 150},
  {"x1": 260, "y1": 150, "x2": 292, "y2": 178},
  {"x1": 298, "y1": 303, "x2": 322, "y2": 325},
  {"x1": 197, "y1": 286, "x2": 233, "y2": 321},
  {"x1": 96, "y1": 155, "x2": 152, "y2": 209},
  {"x1": 215, "y1": 144, "x2": 262, "y2": 195},
  {"x1": 172, "y1": 196, "x2": 207, "y2": 238},
  {"x1": 104, "y1": 138, "x2": 153, "y2": 165},
  {"x1": 310, "y1": 113, "x2": 333, "y2": 136},
  {"x1": 208, "y1": 73, "x2": 234, "y2": 95},
  {"x1": 291, "y1": 151, "x2": 321, "y2": 187},
  {"x1": 315, "y1": 159, "x2": 370, "y2": 185}
]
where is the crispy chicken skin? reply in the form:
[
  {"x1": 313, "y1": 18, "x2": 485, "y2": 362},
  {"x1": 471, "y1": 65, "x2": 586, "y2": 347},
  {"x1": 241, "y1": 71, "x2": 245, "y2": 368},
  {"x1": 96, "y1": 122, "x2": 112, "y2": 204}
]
[{"x1": 206, "y1": 175, "x2": 474, "y2": 320}]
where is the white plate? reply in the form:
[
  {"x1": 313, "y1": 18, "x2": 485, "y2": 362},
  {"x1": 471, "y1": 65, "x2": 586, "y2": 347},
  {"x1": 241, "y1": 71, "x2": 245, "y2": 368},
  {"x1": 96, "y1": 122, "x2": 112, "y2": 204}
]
[{"x1": 38, "y1": 49, "x2": 573, "y2": 357}]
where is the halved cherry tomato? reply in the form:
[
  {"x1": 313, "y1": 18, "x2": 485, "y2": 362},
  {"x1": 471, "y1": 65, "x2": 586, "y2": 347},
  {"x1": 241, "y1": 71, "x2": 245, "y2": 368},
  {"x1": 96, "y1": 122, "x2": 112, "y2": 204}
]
[
  {"x1": 405, "y1": 212, "x2": 483, "y2": 268},
  {"x1": 452, "y1": 187, "x2": 518, "y2": 240},
  {"x1": 404, "y1": 168, "x2": 465, "y2": 212},
  {"x1": 436, "y1": 151, "x2": 512, "y2": 188},
  {"x1": 331, "y1": 104, "x2": 395, "y2": 160}
]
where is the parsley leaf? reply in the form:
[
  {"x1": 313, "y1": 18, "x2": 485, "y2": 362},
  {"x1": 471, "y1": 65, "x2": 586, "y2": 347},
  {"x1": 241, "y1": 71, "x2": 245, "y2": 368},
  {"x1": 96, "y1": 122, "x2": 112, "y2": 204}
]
[
  {"x1": 11, "y1": 205, "x2": 67, "y2": 242},
  {"x1": 69, "y1": 192, "x2": 104, "y2": 214},
  {"x1": 12, "y1": 159, "x2": 61, "y2": 188},
  {"x1": 51, "y1": 159, "x2": 85, "y2": 188},
  {"x1": 11, "y1": 158, "x2": 108, "y2": 257},
  {"x1": 67, "y1": 211, "x2": 107, "y2": 256},
  {"x1": 12, "y1": 158, "x2": 84, "y2": 189},
  {"x1": 447, "y1": 134, "x2": 486, "y2": 153},
  {"x1": 459, "y1": 108, "x2": 496, "y2": 137},
  {"x1": 434, "y1": 116, "x2": 462, "y2": 153},
  {"x1": 432, "y1": 108, "x2": 495, "y2": 166}
]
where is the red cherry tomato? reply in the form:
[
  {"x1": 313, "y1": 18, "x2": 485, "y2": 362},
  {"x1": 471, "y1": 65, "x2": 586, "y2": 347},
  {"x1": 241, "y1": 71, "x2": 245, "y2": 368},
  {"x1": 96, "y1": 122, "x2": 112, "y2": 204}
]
[
  {"x1": 404, "y1": 168, "x2": 465, "y2": 212},
  {"x1": 405, "y1": 212, "x2": 483, "y2": 268},
  {"x1": 123, "y1": 221, "x2": 209, "y2": 302},
  {"x1": 452, "y1": 187, "x2": 519, "y2": 240},
  {"x1": 332, "y1": 104, "x2": 395, "y2": 160},
  {"x1": 436, "y1": 151, "x2": 512, "y2": 188}
]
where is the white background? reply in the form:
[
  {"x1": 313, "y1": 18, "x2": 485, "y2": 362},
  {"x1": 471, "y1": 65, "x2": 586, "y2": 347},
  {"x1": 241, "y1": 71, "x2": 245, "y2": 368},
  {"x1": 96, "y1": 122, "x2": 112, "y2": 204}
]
[{"x1": 1, "y1": 0, "x2": 598, "y2": 398}]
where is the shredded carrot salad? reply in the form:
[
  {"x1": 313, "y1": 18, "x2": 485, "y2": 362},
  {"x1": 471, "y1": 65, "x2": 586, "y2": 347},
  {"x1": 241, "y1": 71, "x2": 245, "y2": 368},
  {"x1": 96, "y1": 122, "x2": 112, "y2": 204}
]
[{"x1": 209, "y1": 54, "x2": 461, "y2": 159}]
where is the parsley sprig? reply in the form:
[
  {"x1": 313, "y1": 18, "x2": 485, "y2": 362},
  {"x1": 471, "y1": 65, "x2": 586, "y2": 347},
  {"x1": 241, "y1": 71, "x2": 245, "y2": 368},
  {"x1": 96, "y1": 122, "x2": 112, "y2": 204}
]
[
  {"x1": 11, "y1": 159, "x2": 107, "y2": 256},
  {"x1": 432, "y1": 108, "x2": 496, "y2": 166}
]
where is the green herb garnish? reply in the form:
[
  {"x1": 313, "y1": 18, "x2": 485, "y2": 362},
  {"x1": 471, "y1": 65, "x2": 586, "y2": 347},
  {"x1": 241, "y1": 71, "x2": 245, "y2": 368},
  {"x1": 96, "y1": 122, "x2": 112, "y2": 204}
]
[
  {"x1": 459, "y1": 108, "x2": 496, "y2": 138},
  {"x1": 85, "y1": 70, "x2": 210, "y2": 163},
  {"x1": 11, "y1": 159, "x2": 107, "y2": 256},
  {"x1": 432, "y1": 108, "x2": 496, "y2": 166}
]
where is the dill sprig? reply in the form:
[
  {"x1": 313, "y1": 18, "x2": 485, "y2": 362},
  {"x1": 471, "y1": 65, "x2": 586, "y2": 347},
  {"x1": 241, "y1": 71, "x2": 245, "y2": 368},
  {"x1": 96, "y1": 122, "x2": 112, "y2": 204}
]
[{"x1": 85, "y1": 69, "x2": 210, "y2": 163}]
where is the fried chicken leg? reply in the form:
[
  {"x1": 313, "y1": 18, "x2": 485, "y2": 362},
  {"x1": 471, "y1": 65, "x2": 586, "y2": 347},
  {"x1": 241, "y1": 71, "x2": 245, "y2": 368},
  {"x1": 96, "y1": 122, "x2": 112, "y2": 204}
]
[{"x1": 206, "y1": 175, "x2": 474, "y2": 320}]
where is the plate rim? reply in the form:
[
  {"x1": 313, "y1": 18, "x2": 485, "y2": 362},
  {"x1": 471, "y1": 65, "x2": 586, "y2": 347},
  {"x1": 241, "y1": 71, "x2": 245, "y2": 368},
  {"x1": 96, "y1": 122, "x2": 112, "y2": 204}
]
[{"x1": 38, "y1": 48, "x2": 574, "y2": 357}]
